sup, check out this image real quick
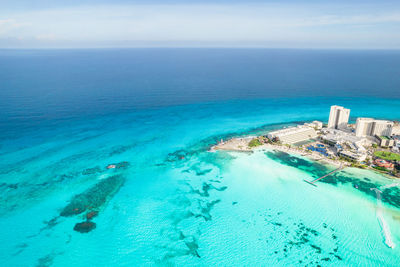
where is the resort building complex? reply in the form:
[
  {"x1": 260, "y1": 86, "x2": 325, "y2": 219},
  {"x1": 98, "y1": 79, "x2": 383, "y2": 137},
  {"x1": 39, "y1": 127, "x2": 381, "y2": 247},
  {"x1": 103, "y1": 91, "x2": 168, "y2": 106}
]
[
  {"x1": 267, "y1": 125, "x2": 317, "y2": 144},
  {"x1": 328, "y1": 105, "x2": 350, "y2": 130},
  {"x1": 355, "y1": 118, "x2": 393, "y2": 137},
  {"x1": 214, "y1": 104, "x2": 400, "y2": 179},
  {"x1": 267, "y1": 105, "x2": 398, "y2": 162}
]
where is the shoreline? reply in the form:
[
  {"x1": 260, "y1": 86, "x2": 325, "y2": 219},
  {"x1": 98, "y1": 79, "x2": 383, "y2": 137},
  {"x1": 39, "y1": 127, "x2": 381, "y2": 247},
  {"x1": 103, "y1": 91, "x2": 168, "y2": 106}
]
[
  {"x1": 210, "y1": 137, "x2": 345, "y2": 168},
  {"x1": 258, "y1": 143, "x2": 343, "y2": 167},
  {"x1": 210, "y1": 137, "x2": 399, "y2": 180}
]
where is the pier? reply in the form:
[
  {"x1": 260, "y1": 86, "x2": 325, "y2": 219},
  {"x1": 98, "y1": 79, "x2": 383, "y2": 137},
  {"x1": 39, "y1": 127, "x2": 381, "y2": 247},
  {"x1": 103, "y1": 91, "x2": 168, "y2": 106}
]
[{"x1": 304, "y1": 164, "x2": 344, "y2": 187}]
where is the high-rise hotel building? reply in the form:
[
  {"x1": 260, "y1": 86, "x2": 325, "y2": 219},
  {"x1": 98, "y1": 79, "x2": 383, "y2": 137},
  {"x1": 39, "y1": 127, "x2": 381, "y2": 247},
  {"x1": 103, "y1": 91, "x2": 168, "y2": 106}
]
[
  {"x1": 328, "y1": 105, "x2": 350, "y2": 130},
  {"x1": 355, "y1": 118, "x2": 393, "y2": 137}
]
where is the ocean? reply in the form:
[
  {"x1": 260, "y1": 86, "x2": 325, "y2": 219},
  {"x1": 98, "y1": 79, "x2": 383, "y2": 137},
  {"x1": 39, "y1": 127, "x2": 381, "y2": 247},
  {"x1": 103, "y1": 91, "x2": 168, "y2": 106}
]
[{"x1": 1, "y1": 49, "x2": 400, "y2": 266}]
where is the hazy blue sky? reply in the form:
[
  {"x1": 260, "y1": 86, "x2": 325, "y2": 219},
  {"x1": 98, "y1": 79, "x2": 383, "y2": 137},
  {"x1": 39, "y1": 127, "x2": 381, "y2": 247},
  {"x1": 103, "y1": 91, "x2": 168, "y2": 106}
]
[{"x1": 1, "y1": 0, "x2": 399, "y2": 48}]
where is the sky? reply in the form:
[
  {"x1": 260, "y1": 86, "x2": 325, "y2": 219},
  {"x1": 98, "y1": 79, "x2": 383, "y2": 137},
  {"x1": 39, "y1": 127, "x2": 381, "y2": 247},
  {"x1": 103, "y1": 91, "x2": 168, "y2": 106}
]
[{"x1": 0, "y1": 0, "x2": 400, "y2": 49}]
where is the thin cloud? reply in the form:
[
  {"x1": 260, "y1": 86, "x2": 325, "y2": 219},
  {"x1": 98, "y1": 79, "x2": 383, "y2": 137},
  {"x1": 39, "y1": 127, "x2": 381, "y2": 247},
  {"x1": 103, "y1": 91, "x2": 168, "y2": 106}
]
[
  {"x1": 0, "y1": 19, "x2": 30, "y2": 34},
  {"x1": 0, "y1": 3, "x2": 399, "y2": 48}
]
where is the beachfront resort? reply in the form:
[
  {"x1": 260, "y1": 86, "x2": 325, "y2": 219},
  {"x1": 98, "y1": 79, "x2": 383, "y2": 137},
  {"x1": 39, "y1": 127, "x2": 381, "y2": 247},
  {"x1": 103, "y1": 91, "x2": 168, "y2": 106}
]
[{"x1": 212, "y1": 105, "x2": 400, "y2": 178}]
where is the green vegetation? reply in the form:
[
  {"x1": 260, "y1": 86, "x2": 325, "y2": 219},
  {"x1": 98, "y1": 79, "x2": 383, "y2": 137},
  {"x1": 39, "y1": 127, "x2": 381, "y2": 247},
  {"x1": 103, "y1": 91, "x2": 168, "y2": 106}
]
[
  {"x1": 248, "y1": 138, "x2": 262, "y2": 148},
  {"x1": 372, "y1": 144, "x2": 378, "y2": 149},
  {"x1": 374, "y1": 151, "x2": 400, "y2": 161},
  {"x1": 373, "y1": 166, "x2": 388, "y2": 172},
  {"x1": 269, "y1": 137, "x2": 280, "y2": 144},
  {"x1": 338, "y1": 156, "x2": 356, "y2": 163},
  {"x1": 350, "y1": 163, "x2": 367, "y2": 169}
]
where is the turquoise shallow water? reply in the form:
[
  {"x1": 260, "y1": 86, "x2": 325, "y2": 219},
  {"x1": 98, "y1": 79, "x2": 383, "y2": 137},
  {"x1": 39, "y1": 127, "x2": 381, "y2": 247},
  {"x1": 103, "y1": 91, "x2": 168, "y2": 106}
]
[{"x1": 1, "y1": 97, "x2": 400, "y2": 266}]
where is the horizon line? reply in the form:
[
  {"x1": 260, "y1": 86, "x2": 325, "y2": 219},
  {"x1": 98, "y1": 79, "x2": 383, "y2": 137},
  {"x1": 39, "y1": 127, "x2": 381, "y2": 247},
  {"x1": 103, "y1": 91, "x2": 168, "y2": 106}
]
[{"x1": 1, "y1": 46, "x2": 400, "y2": 51}]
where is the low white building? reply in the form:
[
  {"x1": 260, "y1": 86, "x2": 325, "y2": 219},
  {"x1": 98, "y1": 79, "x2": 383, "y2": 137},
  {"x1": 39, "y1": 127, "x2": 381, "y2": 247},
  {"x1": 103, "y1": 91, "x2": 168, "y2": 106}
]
[
  {"x1": 268, "y1": 125, "x2": 317, "y2": 144},
  {"x1": 321, "y1": 128, "x2": 365, "y2": 145},
  {"x1": 354, "y1": 140, "x2": 367, "y2": 152},
  {"x1": 375, "y1": 135, "x2": 395, "y2": 147},
  {"x1": 338, "y1": 150, "x2": 367, "y2": 162},
  {"x1": 395, "y1": 138, "x2": 400, "y2": 148},
  {"x1": 392, "y1": 125, "x2": 400, "y2": 135},
  {"x1": 304, "y1": 121, "x2": 323, "y2": 129}
]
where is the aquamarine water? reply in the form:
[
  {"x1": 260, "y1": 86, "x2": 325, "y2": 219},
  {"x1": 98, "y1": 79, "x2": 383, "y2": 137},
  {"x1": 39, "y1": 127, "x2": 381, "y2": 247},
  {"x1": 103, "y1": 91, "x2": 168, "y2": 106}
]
[{"x1": 1, "y1": 49, "x2": 400, "y2": 266}]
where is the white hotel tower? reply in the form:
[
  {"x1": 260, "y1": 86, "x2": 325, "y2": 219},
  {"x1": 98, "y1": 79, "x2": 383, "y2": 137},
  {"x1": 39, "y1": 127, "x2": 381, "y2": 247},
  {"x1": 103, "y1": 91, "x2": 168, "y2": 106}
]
[
  {"x1": 355, "y1": 118, "x2": 393, "y2": 137},
  {"x1": 328, "y1": 105, "x2": 350, "y2": 130}
]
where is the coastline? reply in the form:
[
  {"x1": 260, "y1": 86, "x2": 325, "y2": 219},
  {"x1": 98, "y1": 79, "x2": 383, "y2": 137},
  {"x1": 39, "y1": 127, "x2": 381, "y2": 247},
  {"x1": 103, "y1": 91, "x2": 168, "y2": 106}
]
[
  {"x1": 210, "y1": 136, "x2": 399, "y2": 180},
  {"x1": 210, "y1": 137, "x2": 344, "y2": 168}
]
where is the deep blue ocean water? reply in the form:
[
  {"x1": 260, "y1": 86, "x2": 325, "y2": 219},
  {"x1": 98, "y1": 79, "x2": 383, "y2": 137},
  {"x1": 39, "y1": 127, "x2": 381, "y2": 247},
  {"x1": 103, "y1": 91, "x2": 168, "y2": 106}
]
[{"x1": 1, "y1": 49, "x2": 400, "y2": 266}]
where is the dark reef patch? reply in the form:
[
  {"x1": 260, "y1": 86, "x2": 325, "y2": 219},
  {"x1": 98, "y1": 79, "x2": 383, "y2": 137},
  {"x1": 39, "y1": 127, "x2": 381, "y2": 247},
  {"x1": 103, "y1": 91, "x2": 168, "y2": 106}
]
[
  {"x1": 169, "y1": 210, "x2": 196, "y2": 227},
  {"x1": 36, "y1": 255, "x2": 53, "y2": 267},
  {"x1": 12, "y1": 243, "x2": 28, "y2": 256},
  {"x1": 107, "y1": 161, "x2": 130, "y2": 169},
  {"x1": 266, "y1": 150, "x2": 400, "y2": 208},
  {"x1": 60, "y1": 175, "x2": 125, "y2": 217},
  {"x1": 73, "y1": 221, "x2": 96, "y2": 233},
  {"x1": 86, "y1": 210, "x2": 99, "y2": 220},
  {"x1": 82, "y1": 166, "x2": 102, "y2": 175},
  {"x1": 158, "y1": 169, "x2": 227, "y2": 263},
  {"x1": 381, "y1": 187, "x2": 400, "y2": 208},
  {"x1": 195, "y1": 199, "x2": 221, "y2": 221},
  {"x1": 160, "y1": 233, "x2": 201, "y2": 262},
  {"x1": 0, "y1": 183, "x2": 19, "y2": 190},
  {"x1": 322, "y1": 173, "x2": 400, "y2": 208},
  {"x1": 263, "y1": 210, "x2": 342, "y2": 264},
  {"x1": 42, "y1": 217, "x2": 60, "y2": 231},
  {"x1": 215, "y1": 186, "x2": 227, "y2": 191},
  {"x1": 183, "y1": 234, "x2": 201, "y2": 258},
  {"x1": 335, "y1": 255, "x2": 343, "y2": 260},
  {"x1": 166, "y1": 150, "x2": 188, "y2": 163},
  {"x1": 182, "y1": 166, "x2": 213, "y2": 176},
  {"x1": 265, "y1": 150, "x2": 329, "y2": 179},
  {"x1": 187, "y1": 182, "x2": 227, "y2": 198},
  {"x1": 195, "y1": 168, "x2": 212, "y2": 176},
  {"x1": 35, "y1": 252, "x2": 62, "y2": 267},
  {"x1": 108, "y1": 144, "x2": 136, "y2": 157},
  {"x1": 311, "y1": 244, "x2": 322, "y2": 254}
]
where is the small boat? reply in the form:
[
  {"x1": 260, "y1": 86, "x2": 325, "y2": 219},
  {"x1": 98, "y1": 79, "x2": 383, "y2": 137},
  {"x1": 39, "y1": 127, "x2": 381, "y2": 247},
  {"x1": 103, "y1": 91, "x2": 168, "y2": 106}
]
[{"x1": 107, "y1": 164, "x2": 116, "y2": 169}]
